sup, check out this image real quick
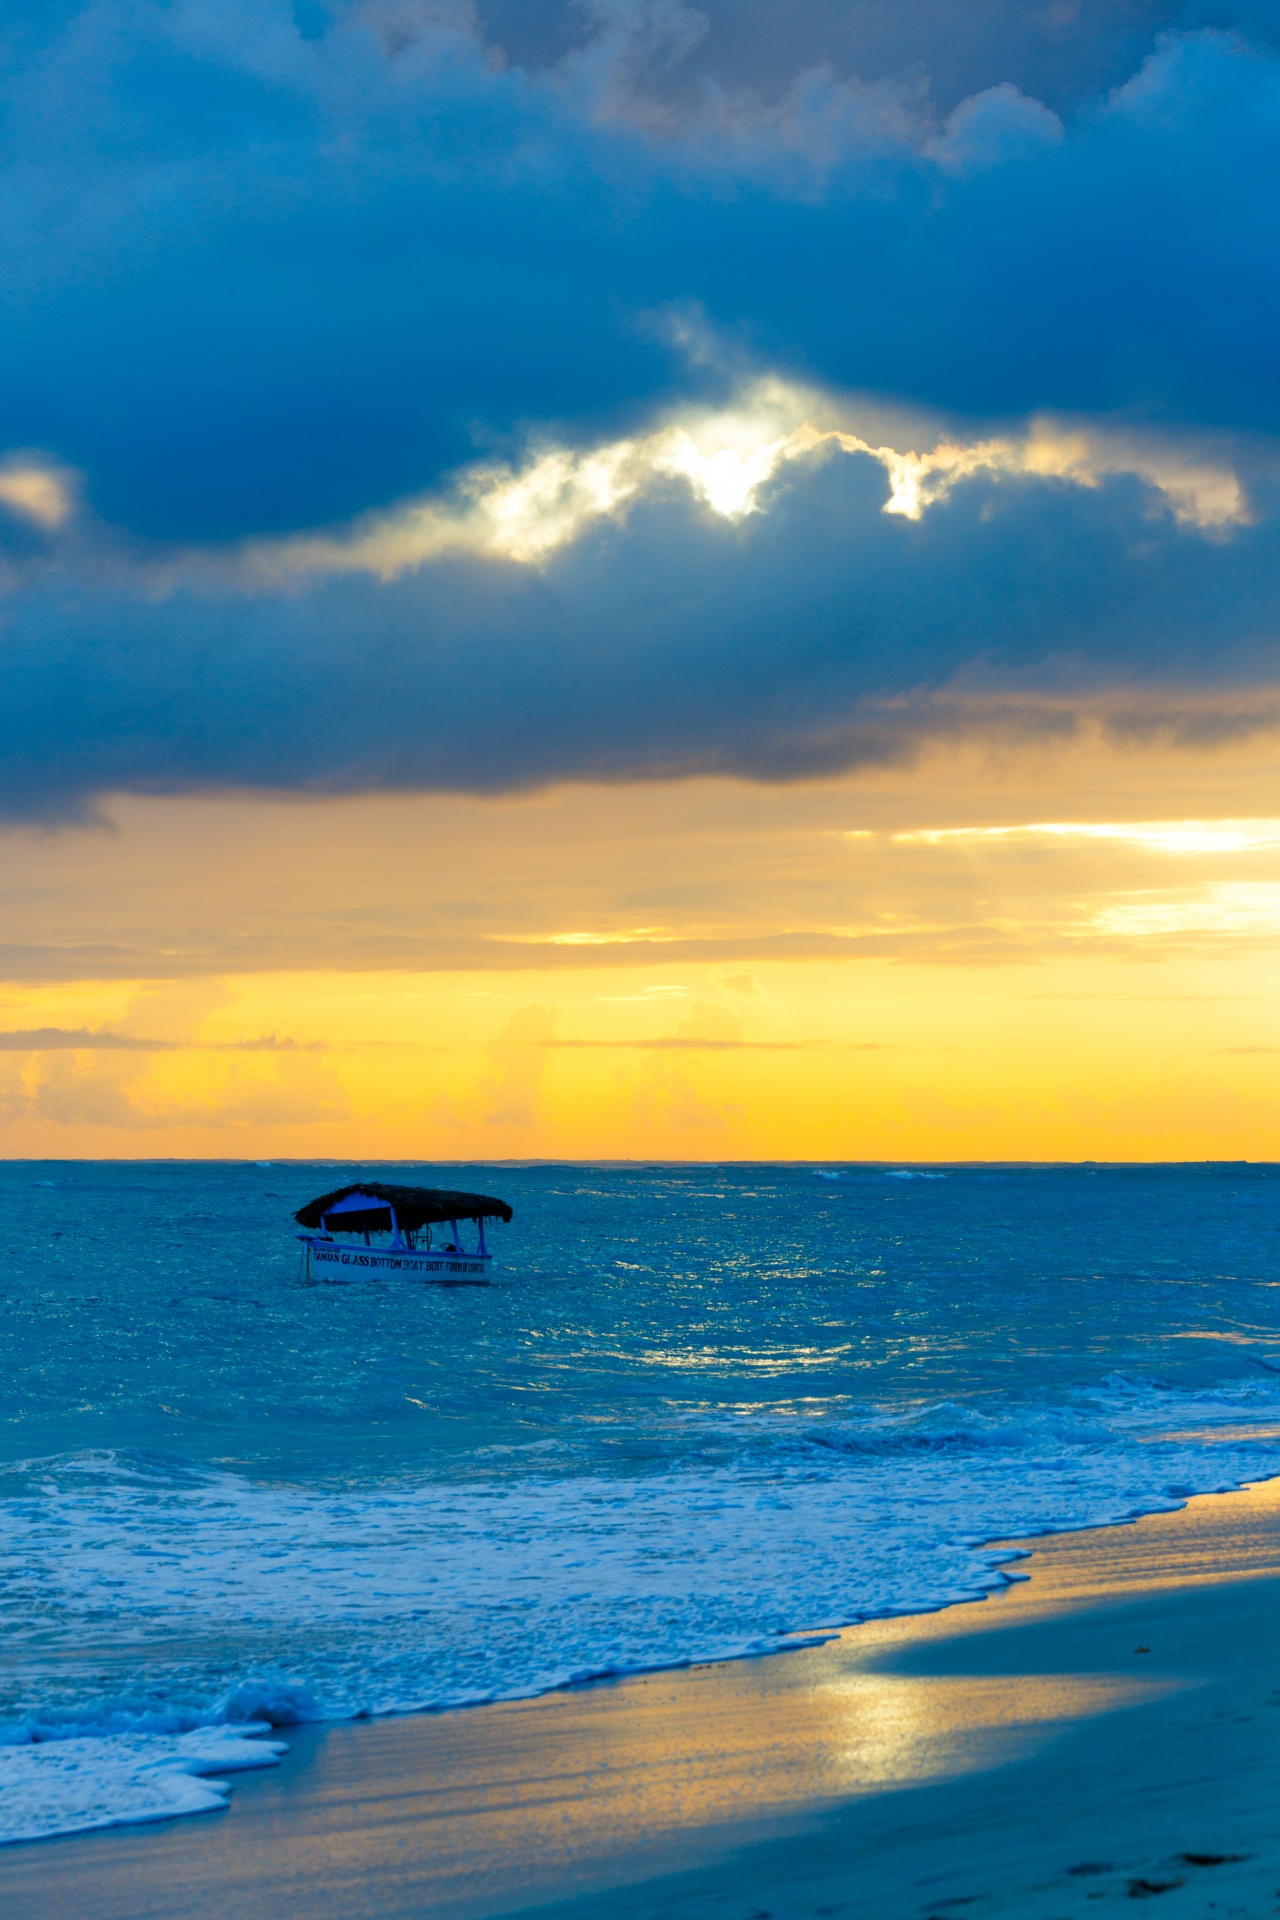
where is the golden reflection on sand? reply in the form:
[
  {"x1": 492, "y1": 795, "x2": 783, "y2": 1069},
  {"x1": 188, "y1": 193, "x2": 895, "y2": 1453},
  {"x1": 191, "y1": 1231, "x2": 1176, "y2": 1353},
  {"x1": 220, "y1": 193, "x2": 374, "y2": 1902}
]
[
  {"x1": 817, "y1": 1669, "x2": 1162, "y2": 1791},
  {"x1": 376, "y1": 1475, "x2": 1280, "y2": 1904}
]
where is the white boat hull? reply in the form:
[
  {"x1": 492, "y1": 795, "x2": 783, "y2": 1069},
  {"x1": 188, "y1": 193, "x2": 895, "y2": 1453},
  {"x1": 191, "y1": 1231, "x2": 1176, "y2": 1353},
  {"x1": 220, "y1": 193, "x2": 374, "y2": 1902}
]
[{"x1": 300, "y1": 1236, "x2": 492, "y2": 1281}]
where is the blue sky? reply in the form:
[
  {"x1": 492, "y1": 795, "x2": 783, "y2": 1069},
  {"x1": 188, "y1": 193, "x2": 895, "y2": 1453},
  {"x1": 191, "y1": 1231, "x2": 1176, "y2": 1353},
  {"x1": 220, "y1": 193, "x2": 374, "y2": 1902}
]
[{"x1": 3, "y1": 0, "x2": 1280, "y2": 815}]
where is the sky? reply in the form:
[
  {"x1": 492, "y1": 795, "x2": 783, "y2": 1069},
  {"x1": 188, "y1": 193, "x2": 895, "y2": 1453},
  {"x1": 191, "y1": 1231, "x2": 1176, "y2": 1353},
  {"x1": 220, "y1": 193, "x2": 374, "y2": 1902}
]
[{"x1": 3, "y1": 0, "x2": 1280, "y2": 1159}]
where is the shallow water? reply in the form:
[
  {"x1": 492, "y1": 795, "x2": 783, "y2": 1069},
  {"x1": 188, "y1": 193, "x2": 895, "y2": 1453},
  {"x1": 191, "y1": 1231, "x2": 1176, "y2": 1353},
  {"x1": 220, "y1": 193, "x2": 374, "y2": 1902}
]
[{"x1": 5, "y1": 1159, "x2": 1280, "y2": 1843}]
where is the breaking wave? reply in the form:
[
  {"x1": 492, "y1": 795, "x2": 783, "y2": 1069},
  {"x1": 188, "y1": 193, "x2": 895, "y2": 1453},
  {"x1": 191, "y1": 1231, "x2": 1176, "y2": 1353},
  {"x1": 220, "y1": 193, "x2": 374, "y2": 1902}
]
[{"x1": 5, "y1": 1376, "x2": 1280, "y2": 1845}]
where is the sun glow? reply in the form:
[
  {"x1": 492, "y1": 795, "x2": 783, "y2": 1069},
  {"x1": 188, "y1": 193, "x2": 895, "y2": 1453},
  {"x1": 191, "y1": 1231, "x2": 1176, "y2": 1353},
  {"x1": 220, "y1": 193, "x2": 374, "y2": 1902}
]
[
  {"x1": 1091, "y1": 883, "x2": 1280, "y2": 937},
  {"x1": 893, "y1": 819, "x2": 1280, "y2": 855},
  {"x1": 2, "y1": 746, "x2": 1280, "y2": 1161},
  {"x1": 488, "y1": 927, "x2": 691, "y2": 947},
  {"x1": 229, "y1": 382, "x2": 1248, "y2": 586},
  {"x1": 2, "y1": 383, "x2": 1242, "y2": 583}
]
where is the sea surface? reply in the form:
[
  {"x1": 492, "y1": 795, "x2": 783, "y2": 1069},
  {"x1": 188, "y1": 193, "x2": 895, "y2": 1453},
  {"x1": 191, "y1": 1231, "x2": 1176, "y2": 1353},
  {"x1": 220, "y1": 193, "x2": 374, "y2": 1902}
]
[{"x1": 5, "y1": 1159, "x2": 1280, "y2": 1845}]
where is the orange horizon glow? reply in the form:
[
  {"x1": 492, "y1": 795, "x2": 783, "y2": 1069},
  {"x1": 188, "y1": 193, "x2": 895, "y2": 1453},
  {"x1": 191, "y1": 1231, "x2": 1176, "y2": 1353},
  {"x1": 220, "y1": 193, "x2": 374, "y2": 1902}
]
[{"x1": 0, "y1": 727, "x2": 1277, "y2": 1161}]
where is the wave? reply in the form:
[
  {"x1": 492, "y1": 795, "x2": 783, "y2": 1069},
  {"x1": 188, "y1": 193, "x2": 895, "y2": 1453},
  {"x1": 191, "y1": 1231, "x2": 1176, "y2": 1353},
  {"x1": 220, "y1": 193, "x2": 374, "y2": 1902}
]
[
  {"x1": 0, "y1": 1723, "x2": 287, "y2": 1848},
  {"x1": 4, "y1": 1377, "x2": 1280, "y2": 1846}
]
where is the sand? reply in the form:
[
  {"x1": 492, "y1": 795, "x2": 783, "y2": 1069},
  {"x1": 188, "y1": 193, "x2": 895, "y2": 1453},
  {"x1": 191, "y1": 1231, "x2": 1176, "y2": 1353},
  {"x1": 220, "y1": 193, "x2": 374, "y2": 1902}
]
[{"x1": 3, "y1": 1477, "x2": 1280, "y2": 1920}]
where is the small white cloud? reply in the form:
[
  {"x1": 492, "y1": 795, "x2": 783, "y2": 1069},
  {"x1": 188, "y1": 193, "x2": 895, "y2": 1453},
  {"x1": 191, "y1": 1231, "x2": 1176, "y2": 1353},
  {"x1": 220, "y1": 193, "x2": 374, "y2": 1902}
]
[
  {"x1": 0, "y1": 460, "x2": 74, "y2": 530},
  {"x1": 927, "y1": 83, "x2": 1064, "y2": 175}
]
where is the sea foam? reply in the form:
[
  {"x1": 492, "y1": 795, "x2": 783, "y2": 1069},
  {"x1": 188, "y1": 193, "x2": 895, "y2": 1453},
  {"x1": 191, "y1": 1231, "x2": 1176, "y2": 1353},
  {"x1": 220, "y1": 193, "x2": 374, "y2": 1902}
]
[
  {"x1": 7, "y1": 1158, "x2": 1280, "y2": 1847},
  {"x1": 4, "y1": 1379, "x2": 1280, "y2": 1844},
  {"x1": 0, "y1": 1725, "x2": 285, "y2": 1847}
]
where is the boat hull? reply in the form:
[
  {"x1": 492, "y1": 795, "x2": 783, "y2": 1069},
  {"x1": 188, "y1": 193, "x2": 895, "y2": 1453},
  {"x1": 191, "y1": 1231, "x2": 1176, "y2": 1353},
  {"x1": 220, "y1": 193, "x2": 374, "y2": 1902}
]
[{"x1": 299, "y1": 1236, "x2": 492, "y2": 1281}]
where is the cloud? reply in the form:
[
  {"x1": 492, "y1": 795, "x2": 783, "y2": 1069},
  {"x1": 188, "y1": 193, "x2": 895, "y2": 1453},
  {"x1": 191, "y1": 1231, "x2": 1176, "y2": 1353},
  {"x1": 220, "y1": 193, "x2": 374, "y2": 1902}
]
[
  {"x1": 1090, "y1": 882, "x2": 1280, "y2": 937},
  {"x1": 926, "y1": 82, "x2": 1063, "y2": 174},
  {"x1": 479, "y1": 1, "x2": 1280, "y2": 132},
  {"x1": 542, "y1": 1036, "x2": 825, "y2": 1049},
  {"x1": 2, "y1": 9, "x2": 1279, "y2": 542},
  {"x1": 0, "y1": 462, "x2": 74, "y2": 531},
  {"x1": 0, "y1": 379, "x2": 1277, "y2": 819},
  {"x1": 0, "y1": 1028, "x2": 318, "y2": 1050},
  {"x1": 892, "y1": 820, "x2": 1280, "y2": 855},
  {"x1": 4, "y1": 9, "x2": 1280, "y2": 816},
  {"x1": 482, "y1": 1003, "x2": 562, "y2": 1124},
  {"x1": 219, "y1": 381, "x2": 1247, "y2": 585},
  {"x1": 0, "y1": 1033, "x2": 346, "y2": 1129}
]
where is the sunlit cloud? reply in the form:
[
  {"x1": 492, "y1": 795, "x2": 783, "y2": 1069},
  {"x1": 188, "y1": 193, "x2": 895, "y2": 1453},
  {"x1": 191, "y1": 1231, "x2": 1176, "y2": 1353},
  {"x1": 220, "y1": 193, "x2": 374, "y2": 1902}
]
[
  {"x1": 598, "y1": 985, "x2": 692, "y2": 1000},
  {"x1": 1090, "y1": 884, "x2": 1280, "y2": 938},
  {"x1": 488, "y1": 927, "x2": 694, "y2": 946},
  {"x1": 0, "y1": 461, "x2": 73, "y2": 530},
  {"x1": 0, "y1": 1027, "x2": 319, "y2": 1052},
  {"x1": 237, "y1": 401, "x2": 810, "y2": 580},
  {"x1": 892, "y1": 820, "x2": 1280, "y2": 855},
  {"x1": 232, "y1": 381, "x2": 1249, "y2": 587},
  {"x1": 541, "y1": 1036, "x2": 826, "y2": 1050},
  {"x1": 877, "y1": 425, "x2": 1247, "y2": 530}
]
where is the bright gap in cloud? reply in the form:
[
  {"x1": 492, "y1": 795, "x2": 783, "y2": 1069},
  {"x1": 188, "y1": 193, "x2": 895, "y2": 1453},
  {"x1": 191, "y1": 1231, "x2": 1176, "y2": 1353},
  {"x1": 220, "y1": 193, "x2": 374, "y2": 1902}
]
[
  {"x1": 892, "y1": 820, "x2": 1280, "y2": 855},
  {"x1": 1091, "y1": 884, "x2": 1280, "y2": 937},
  {"x1": 598, "y1": 986, "x2": 692, "y2": 1000},
  {"x1": 238, "y1": 382, "x2": 1248, "y2": 585},
  {"x1": 487, "y1": 927, "x2": 690, "y2": 946}
]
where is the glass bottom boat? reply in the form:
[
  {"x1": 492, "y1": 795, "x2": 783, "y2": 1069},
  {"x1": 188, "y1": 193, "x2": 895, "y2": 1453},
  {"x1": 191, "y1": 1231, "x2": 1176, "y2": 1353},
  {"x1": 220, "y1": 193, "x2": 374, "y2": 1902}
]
[{"x1": 294, "y1": 1182, "x2": 512, "y2": 1283}]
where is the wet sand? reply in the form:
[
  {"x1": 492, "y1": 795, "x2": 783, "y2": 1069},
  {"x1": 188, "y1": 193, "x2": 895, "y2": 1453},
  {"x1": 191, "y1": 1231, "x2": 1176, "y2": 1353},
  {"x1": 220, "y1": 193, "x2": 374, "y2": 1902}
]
[{"x1": 3, "y1": 1477, "x2": 1280, "y2": 1920}]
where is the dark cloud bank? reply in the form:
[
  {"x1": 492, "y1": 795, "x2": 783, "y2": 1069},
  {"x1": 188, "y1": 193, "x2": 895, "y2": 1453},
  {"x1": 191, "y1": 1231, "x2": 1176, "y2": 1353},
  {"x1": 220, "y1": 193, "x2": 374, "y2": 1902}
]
[{"x1": 3, "y1": 1, "x2": 1280, "y2": 816}]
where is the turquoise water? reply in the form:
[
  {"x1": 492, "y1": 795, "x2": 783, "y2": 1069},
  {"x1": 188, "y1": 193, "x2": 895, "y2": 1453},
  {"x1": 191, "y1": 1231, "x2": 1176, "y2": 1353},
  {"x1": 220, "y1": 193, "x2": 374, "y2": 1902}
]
[{"x1": 5, "y1": 1159, "x2": 1280, "y2": 1842}]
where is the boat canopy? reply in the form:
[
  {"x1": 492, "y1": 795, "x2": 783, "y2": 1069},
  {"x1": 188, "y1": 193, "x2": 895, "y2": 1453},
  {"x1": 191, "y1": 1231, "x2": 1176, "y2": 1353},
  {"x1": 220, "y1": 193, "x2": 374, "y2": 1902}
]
[{"x1": 295, "y1": 1182, "x2": 513, "y2": 1236}]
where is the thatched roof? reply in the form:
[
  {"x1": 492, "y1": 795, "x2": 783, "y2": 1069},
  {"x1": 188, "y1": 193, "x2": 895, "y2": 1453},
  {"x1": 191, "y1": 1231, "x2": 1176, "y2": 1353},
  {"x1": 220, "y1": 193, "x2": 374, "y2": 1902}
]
[{"x1": 295, "y1": 1182, "x2": 513, "y2": 1231}]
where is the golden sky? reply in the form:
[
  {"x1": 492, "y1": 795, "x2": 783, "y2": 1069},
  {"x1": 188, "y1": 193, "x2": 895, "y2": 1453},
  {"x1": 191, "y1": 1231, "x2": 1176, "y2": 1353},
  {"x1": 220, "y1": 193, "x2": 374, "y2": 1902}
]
[
  {"x1": 3, "y1": 720, "x2": 1279, "y2": 1161},
  {"x1": 8, "y1": 12, "x2": 1280, "y2": 1164}
]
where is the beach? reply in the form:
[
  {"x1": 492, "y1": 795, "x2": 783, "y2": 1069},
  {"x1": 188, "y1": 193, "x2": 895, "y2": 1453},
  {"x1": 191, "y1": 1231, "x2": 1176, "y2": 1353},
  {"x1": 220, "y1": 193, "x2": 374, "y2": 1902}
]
[
  {"x1": 3, "y1": 0, "x2": 1280, "y2": 1901},
  {"x1": 4, "y1": 1474, "x2": 1280, "y2": 1920},
  {"x1": 9, "y1": 0, "x2": 1280, "y2": 1906}
]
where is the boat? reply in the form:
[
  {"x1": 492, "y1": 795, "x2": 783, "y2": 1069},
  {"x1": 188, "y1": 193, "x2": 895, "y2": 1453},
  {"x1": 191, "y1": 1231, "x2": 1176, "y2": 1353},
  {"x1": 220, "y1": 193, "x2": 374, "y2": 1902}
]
[{"x1": 294, "y1": 1181, "x2": 513, "y2": 1282}]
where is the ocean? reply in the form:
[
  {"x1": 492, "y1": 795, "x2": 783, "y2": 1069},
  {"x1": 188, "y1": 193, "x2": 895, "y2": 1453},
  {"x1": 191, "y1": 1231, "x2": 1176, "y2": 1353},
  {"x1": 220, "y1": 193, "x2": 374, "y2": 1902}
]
[{"x1": 5, "y1": 1159, "x2": 1280, "y2": 1846}]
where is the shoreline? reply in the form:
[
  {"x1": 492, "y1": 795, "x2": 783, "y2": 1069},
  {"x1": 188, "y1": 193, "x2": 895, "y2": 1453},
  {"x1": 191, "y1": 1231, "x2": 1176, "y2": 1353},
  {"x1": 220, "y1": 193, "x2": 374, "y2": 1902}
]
[
  {"x1": 3, "y1": 1476, "x2": 1280, "y2": 1917},
  {"x1": 12, "y1": 1440, "x2": 1271, "y2": 1851}
]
